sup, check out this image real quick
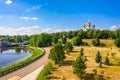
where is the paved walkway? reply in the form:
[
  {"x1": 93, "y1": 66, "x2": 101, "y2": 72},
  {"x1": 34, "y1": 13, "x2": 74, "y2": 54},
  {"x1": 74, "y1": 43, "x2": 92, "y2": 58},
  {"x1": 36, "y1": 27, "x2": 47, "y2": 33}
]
[
  {"x1": 20, "y1": 65, "x2": 44, "y2": 80},
  {"x1": 0, "y1": 47, "x2": 50, "y2": 80}
]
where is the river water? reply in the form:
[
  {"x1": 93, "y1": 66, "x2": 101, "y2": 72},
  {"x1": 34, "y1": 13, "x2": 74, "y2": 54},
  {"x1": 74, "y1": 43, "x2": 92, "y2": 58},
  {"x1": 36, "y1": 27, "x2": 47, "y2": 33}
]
[{"x1": 0, "y1": 47, "x2": 31, "y2": 68}]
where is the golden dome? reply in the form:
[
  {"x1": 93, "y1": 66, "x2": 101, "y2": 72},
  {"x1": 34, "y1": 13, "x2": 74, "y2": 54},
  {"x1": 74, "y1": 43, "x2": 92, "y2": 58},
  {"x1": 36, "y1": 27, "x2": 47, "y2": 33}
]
[{"x1": 87, "y1": 21, "x2": 91, "y2": 27}]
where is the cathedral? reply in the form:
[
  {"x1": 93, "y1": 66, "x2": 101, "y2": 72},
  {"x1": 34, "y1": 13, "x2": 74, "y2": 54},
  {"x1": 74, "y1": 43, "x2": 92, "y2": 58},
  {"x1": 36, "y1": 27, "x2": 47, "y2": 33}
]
[{"x1": 82, "y1": 22, "x2": 95, "y2": 31}]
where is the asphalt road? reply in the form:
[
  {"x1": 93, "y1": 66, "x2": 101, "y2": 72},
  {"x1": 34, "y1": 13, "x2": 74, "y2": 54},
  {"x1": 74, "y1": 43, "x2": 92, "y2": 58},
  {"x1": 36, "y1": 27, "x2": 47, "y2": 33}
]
[{"x1": 0, "y1": 47, "x2": 49, "y2": 80}]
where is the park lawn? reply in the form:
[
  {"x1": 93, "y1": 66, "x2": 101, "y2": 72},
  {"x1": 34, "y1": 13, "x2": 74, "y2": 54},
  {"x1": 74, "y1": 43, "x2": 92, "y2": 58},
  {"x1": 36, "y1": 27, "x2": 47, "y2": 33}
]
[
  {"x1": 82, "y1": 39, "x2": 116, "y2": 48},
  {"x1": 46, "y1": 39, "x2": 120, "y2": 80}
]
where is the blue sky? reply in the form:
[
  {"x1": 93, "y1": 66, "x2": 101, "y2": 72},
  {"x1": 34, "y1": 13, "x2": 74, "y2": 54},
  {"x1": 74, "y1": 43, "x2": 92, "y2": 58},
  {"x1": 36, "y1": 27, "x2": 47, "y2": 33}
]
[{"x1": 0, "y1": 0, "x2": 120, "y2": 35}]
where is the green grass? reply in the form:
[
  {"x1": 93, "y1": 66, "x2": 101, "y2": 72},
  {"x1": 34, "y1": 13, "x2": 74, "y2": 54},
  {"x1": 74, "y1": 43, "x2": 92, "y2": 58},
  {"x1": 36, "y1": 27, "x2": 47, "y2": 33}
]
[
  {"x1": 36, "y1": 61, "x2": 54, "y2": 80},
  {"x1": 0, "y1": 47, "x2": 44, "y2": 76}
]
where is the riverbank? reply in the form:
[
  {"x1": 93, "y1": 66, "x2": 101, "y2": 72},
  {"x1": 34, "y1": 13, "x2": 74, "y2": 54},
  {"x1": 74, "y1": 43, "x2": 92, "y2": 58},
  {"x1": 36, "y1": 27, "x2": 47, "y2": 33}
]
[
  {"x1": 0, "y1": 47, "x2": 44, "y2": 76},
  {"x1": 0, "y1": 47, "x2": 49, "y2": 80}
]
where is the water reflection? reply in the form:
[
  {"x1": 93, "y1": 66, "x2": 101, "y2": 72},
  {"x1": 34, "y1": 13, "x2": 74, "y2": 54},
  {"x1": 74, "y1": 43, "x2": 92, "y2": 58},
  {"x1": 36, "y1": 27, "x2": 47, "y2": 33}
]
[
  {"x1": 0, "y1": 47, "x2": 29, "y2": 54},
  {"x1": 0, "y1": 47, "x2": 31, "y2": 67}
]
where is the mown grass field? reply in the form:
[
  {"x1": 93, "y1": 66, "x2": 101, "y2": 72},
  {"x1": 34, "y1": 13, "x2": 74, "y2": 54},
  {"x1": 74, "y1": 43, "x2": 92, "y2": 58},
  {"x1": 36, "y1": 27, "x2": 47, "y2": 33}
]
[{"x1": 47, "y1": 39, "x2": 120, "y2": 80}]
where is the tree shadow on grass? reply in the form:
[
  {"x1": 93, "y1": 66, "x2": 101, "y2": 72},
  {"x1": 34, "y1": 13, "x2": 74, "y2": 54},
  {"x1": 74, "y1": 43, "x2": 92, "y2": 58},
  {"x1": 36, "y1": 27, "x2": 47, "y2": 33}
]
[
  {"x1": 46, "y1": 76, "x2": 61, "y2": 79},
  {"x1": 81, "y1": 42, "x2": 89, "y2": 46},
  {"x1": 83, "y1": 73, "x2": 105, "y2": 80},
  {"x1": 51, "y1": 67, "x2": 58, "y2": 71},
  {"x1": 99, "y1": 43, "x2": 106, "y2": 47},
  {"x1": 71, "y1": 51, "x2": 79, "y2": 53},
  {"x1": 61, "y1": 60, "x2": 74, "y2": 66}
]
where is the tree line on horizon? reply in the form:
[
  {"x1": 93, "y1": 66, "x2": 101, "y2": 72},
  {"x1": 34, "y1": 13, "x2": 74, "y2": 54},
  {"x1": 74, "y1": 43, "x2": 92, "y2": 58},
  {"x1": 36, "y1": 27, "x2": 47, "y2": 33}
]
[
  {"x1": 0, "y1": 29, "x2": 120, "y2": 46},
  {"x1": 29, "y1": 29, "x2": 120, "y2": 47},
  {"x1": 0, "y1": 35, "x2": 29, "y2": 43},
  {"x1": 50, "y1": 29, "x2": 120, "y2": 39}
]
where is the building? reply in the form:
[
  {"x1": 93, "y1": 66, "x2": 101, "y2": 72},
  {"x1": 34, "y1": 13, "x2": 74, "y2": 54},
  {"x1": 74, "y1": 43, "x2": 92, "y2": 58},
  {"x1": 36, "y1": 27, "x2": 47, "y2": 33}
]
[{"x1": 82, "y1": 22, "x2": 95, "y2": 31}]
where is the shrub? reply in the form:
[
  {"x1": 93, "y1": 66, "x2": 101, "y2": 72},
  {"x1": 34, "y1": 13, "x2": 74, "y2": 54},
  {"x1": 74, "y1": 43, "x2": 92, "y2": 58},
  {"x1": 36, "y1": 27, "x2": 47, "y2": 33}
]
[
  {"x1": 72, "y1": 49, "x2": 86, "y2": 78},
  {"x1": 111, "y1": 53, "x2": 116, "y2": 58},
  {"x1": 36, "y1": 61, "x2": 53, "y2": 80},
  {"x1": 65, "y1": 42, "x2": 73, "y2": 53},
  {"x1": 49, "y1": 43, "x2": 66, "y2": 64},
  {"x1": 114, "y1": 38, "x2": 120, "y2": 47},
  {"x1": 95, "y1": 51, "x2": 102, "y2": 63},
  {"x1": 52, "y1": 36, "x2": 58, "y2": 44},
  {"x1": 72, "y1": 36, "x2": 82, "y2": 46},
  {"x1": 104, "y1": 56, "x2": 110, "y2": 65},
  {"x1": 62, "y1": 36, "x2": 67, "y2": 44},
  {"x1": 92, "y1": 37, "x2": 100, "y2": 46}
]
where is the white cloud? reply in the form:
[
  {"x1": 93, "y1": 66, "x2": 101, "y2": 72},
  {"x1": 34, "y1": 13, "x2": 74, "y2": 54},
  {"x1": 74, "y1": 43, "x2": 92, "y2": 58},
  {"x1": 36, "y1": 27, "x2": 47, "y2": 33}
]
[
  {"x1": 110, "y1": 26, "x2": 117, "y2": 30},
  {"x1": 0, "y1": 26, "x2": 40, "y2": 35},
  {"x1": 26, "y1": 5, "x2": 41, "y2": 12},
  {"x1": 42, "y1": 28, "x2": 72, "y2": 33},
  {"x1": 31, "y1": 17, "x2": 38, "y2": 20},
  {"x1": 6, "y1": 0, "x2": 12, "y2": 5},
  {"x1": 0, "y1": 26, "x2": 73, "y2": 35},
  {"x1": 41, "y1": 28, "x2": 52, "y2": 33},
  {"x1": 20, "y1": 16, "x2": 38, "y2": 20}
]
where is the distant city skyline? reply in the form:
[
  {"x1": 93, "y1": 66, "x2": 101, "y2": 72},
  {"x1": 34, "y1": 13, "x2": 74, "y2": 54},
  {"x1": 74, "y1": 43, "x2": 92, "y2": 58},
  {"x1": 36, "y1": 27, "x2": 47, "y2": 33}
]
[{"x1": 0, "y1": 0, "x2": 120, "y2": 35}]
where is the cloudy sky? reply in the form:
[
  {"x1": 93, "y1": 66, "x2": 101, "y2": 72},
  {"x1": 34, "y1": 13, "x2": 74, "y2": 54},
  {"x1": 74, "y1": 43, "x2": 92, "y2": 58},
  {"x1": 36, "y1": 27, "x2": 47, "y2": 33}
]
[{"x1": 0, "y1": 0, "x2": 120, "y2": 35}]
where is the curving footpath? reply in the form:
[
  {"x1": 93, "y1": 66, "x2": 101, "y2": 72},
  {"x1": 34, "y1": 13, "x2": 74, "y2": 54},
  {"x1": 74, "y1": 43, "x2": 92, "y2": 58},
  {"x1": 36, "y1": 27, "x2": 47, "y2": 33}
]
[{"x1": 0, "y1": 47, "x2": 50, "y2": 80}]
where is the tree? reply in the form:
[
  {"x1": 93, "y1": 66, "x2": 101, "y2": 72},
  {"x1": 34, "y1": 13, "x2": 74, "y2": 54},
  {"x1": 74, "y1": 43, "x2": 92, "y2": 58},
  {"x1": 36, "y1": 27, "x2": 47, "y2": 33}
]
[
  {"x1": 62, "y1": 36, "x2": 67, "y2": 44},
  {"x1": 80, "y1": 48, "x2": 84, "y2": 56},
  {"x1": 95, "y1": 51, "x2": 102, "y2": 63},
  {"x1": 67, "y1": 31, "x2": 74, "y2": 39},
  {"x1": 77, "y1": 30, "x2": 84, "y2": 38},
  {"x1": 99, "y1": 61, "x2": 102, "y2": 68},
  {"x1": 72, "y1": 36, "x2": 82, "y2": 46},
  {"x1": 72, "y1": 52, "x2": 86, "y2": 78},
  {"x1": 114, "y1": 38, "x2": 120, "y2": 47},
  {"x1": 49, "y1": 43, "x2": 66, "y2": 64},
  {"x1": 30, "y1": 33, "x2": 52, "y2": 47},
  {"x1": 52, "y1": 36, "x2": 58, "y2": 44},
  {"x1": 104, "y1": 56, "x2": 110, "y2": 65},
  {"x1": 65, "y1": 42, "x2": 73, "y2": 53},
  {"x1": 92, "y1": 37, "x2": 100, "y2": 46}
]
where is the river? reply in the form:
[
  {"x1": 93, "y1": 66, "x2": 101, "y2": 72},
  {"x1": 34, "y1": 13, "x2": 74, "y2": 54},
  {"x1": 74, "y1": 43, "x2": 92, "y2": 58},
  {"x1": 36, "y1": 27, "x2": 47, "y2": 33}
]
[{"x1": 0, "y1": 47, "x2": 31, "y2": 68}]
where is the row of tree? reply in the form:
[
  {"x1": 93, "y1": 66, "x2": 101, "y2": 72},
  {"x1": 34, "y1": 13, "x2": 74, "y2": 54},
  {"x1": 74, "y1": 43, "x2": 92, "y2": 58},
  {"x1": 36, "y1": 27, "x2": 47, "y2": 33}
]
[
  {"x1": 30, "y1": 33, "x2": 52, "y2": 47},
  {"x1": 0, "y1": 35, "x2": 29, "y2": 43},
  {"x1": 30, "y1": 32, "x2": 120, "y2": 47},
  {"x1": 51, "y1": 29, "x2": 120, "y2": 39},
  {"x1": 95, "y1": 51, "x2": 110, "y2": 68}
]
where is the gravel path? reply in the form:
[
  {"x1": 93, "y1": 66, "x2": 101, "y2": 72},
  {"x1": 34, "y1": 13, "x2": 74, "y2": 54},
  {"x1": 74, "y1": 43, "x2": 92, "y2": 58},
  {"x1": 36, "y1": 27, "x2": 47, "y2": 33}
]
[{"x1": 0, "y1": 47, "x2": 49, "y2": 80}]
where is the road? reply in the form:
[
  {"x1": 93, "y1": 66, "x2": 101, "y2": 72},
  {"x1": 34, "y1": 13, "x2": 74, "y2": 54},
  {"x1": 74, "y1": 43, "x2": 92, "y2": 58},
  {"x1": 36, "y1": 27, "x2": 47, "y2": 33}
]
[{"x1": 0, "y1": 47, "x2": 50, "y2": 80}]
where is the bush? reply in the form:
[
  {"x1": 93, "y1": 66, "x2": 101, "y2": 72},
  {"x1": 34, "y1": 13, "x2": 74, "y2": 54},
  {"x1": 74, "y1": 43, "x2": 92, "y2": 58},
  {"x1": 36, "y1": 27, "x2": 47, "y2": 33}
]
[
  {"x1": 114, "y1": 38, "x2": 120, "y2": 47},
  {"x1": 62, "y1": 36, "x2": 67, "y2": 44},
  {"x1": 92, "y1": 37, "x2": 100, "y2": 46},
  {"x1": 36, "y1": 61, "x2": 53, "y2": 80},
  {"x1": 49, "y1": 43, "x2": 66, "y2": 64},
  {"x1": 95, "y1": 51, "x2": 102, "y2": 63},
  {"x1": 111, "y1": 53, "x2": 116, "y2": 58},
  {"x1": 65, "y1": 42, "x2": 73, "y2": 53},
  {"x1": 52, "y1": 36, "x2": 58, "y2": 44},
  {"x1": 93, "y1": 69, "x2": 104, "y2": 80},
  {"x1": 104, "y1": 56, "x2": 110, "y2": 65},
  {"x1": 72, "y1": 36, "x2": 82, "y2": 46},
  {"x1": 72, "y1": 49, "x2": 86, "y2": 78}
]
